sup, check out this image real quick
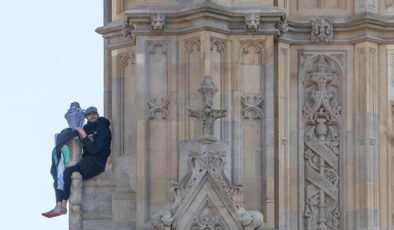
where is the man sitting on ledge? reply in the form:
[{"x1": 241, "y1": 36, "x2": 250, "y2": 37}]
[{"x1": 43, "y1": 106, "x2": 112, "y2": 218}]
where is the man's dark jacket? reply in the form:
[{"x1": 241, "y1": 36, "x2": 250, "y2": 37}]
[{"x1": 79, "y1": 117, "x2": 112, "y2": 179}]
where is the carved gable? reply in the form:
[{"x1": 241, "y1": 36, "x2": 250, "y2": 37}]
[
  {"x1": 175, "y1": 173, "x2": 240, "y2": 230},
  {"x1": 150, "y1": 76, "x2": 264, "y2": 230}
]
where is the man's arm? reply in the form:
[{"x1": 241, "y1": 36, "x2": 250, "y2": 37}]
[{"x1": 79, "y1": 126, "x2": 111, "y2": 155}]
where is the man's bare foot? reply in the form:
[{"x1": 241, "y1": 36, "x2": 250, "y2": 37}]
[{"x1": 42, "y1": 202, "x2": 65, "y2": 218}]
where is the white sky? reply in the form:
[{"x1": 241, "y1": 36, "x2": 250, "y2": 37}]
[{"x1": 0, "y1": 1, "x2": 104, "y2": 229}]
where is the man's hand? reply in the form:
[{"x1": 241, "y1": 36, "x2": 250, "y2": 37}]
[{"x1": 74, "y1": 127, "x2": 87, "y2": 139}]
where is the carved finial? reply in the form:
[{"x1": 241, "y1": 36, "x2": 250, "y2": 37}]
[
  {"x1": 151, "y1": 14, "x2": 166, "y2": 32},
  {"x1": 311, "y1": 18, "x2": 334, "y2": 43},
  {"x1": 245, "y1": 13, "x2": 260, "y2": 32},
  {"x1": 188, "y1": 76, "x2": 226, "y2": 137},
  {"x1": 199, "y1": 75, "x2": 218, "y2": 107}
]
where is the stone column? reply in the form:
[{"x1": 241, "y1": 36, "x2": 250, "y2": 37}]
[
  {"x1": 263, "y1": 35, "x2": 276, "y2": 227},
  {"x1": 66, "y1": 137, "x2": 83, "y2": 230},
  {"x1": 379, "y1": 44, "x2": 394, "y2": 230},
  {"x1": 276, "y1": 0, "x2": 289, "y2": 11},
  {"x1": 104, "y1": 0, "x2": 112, "y2": 25},
  {"x1": 354, "y1": 41, "x2": 380, "y2": 229},
  {"x1": 276, "y1": 42, "x2": 291, "y2": 229}
]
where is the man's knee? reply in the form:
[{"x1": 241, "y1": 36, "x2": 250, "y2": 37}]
[{"x1": 64, "y1": 166, "x2": 78, "y2": 178}]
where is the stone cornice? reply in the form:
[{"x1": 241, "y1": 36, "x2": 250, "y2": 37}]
[
  {"x1": 96, "y1": 2, "x2": 286, "y2": 37},
  {"x1": 96, "y1": 4, "x2": 394, "y2": 45},
  {"x1": 281, "y1": 13, "x2": 394, "y2": 44}
]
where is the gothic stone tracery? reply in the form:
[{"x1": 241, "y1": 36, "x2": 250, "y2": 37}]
[{"x1": 303, "y1": 55, "x2": 341, "y2": 230}]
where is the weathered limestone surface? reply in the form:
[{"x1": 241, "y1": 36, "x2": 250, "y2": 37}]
[{"x1": 71, "y1": 0, "x2": 394, "y2": 229}]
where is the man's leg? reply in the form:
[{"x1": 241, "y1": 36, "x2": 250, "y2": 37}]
[
  {"x1": 61, "y1": 164, "x2": 83, "y2": 214},
  {"x1": 41, "y1": 187, "x2": 64, "y2": 217}
]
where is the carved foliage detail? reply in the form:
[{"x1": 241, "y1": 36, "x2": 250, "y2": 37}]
[
  {"x1": 238, "y1": 208, "x2": 264, "y2": 230},
  {"x1": 147, "y1": 97, "x2": 169, "y2": 120},
  {"x1": 302, "y1": 55, "x2": 341, "y2": 230},
  {"x1": 311, "y1": 18, "x2": 334, "y2": 43},
  {"x1": 120, "y1": 53, "x2": 135, "y2": 68},
  {"x1": 191, "y1": 201, "x2": 226, "y2": 230},
  {"x1": 241, "y1": 94, "x2": 264, "y2": 119},
  {"x1": 210, "y1": 38, "x2": 226, "y2": 54}
]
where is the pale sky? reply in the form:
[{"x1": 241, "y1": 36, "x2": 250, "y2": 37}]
[{"x1": 0, "y1": 1, "x2": 104, "y2": 229}]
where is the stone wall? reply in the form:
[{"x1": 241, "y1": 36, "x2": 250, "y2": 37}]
[{"x1": 79, "y1": 0, "x2": 394, "y2": 229}]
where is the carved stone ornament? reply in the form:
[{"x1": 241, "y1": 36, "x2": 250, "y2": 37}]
[
  {"x1": 122, "y1": 21, "x2": 136, "y2": 45},
  {"x1": 303, "y1": 55, "x2": 341, "y2": 230},
  {"x1": 151, "y1": 13, "x2": 166, "y2": 32},
  {"x1": 241, "y1": 94, "x2": 264, "y2": 119},
  {"x1": 151, "y1": 76, "x2": 264, "y2": 230},
  {"x1": 146, "y1": 97, "x2": 169, "y2": 120},
  {"x1": 238, "y1": 208, "x2": 264, "y2": 230},
  {"x1": 311, "y1": 18, "x2": 334, "y2": 43},
  {"x1": 275, "y1": 15, "x2": 289, "y2": 37},
  {"x1": 188, "y1": 76, "x2": 227, "y2": 137},
  {"x1": 191, "y1": 200, "x2": 225, "y2": 230},
  {"x1": 245, "y1": 13, "x2": 260, "y2": 32}
]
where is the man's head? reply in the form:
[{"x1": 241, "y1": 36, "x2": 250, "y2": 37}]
[{"x1": 85, "y1": 106, "x2": 99, "y2": 123}]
